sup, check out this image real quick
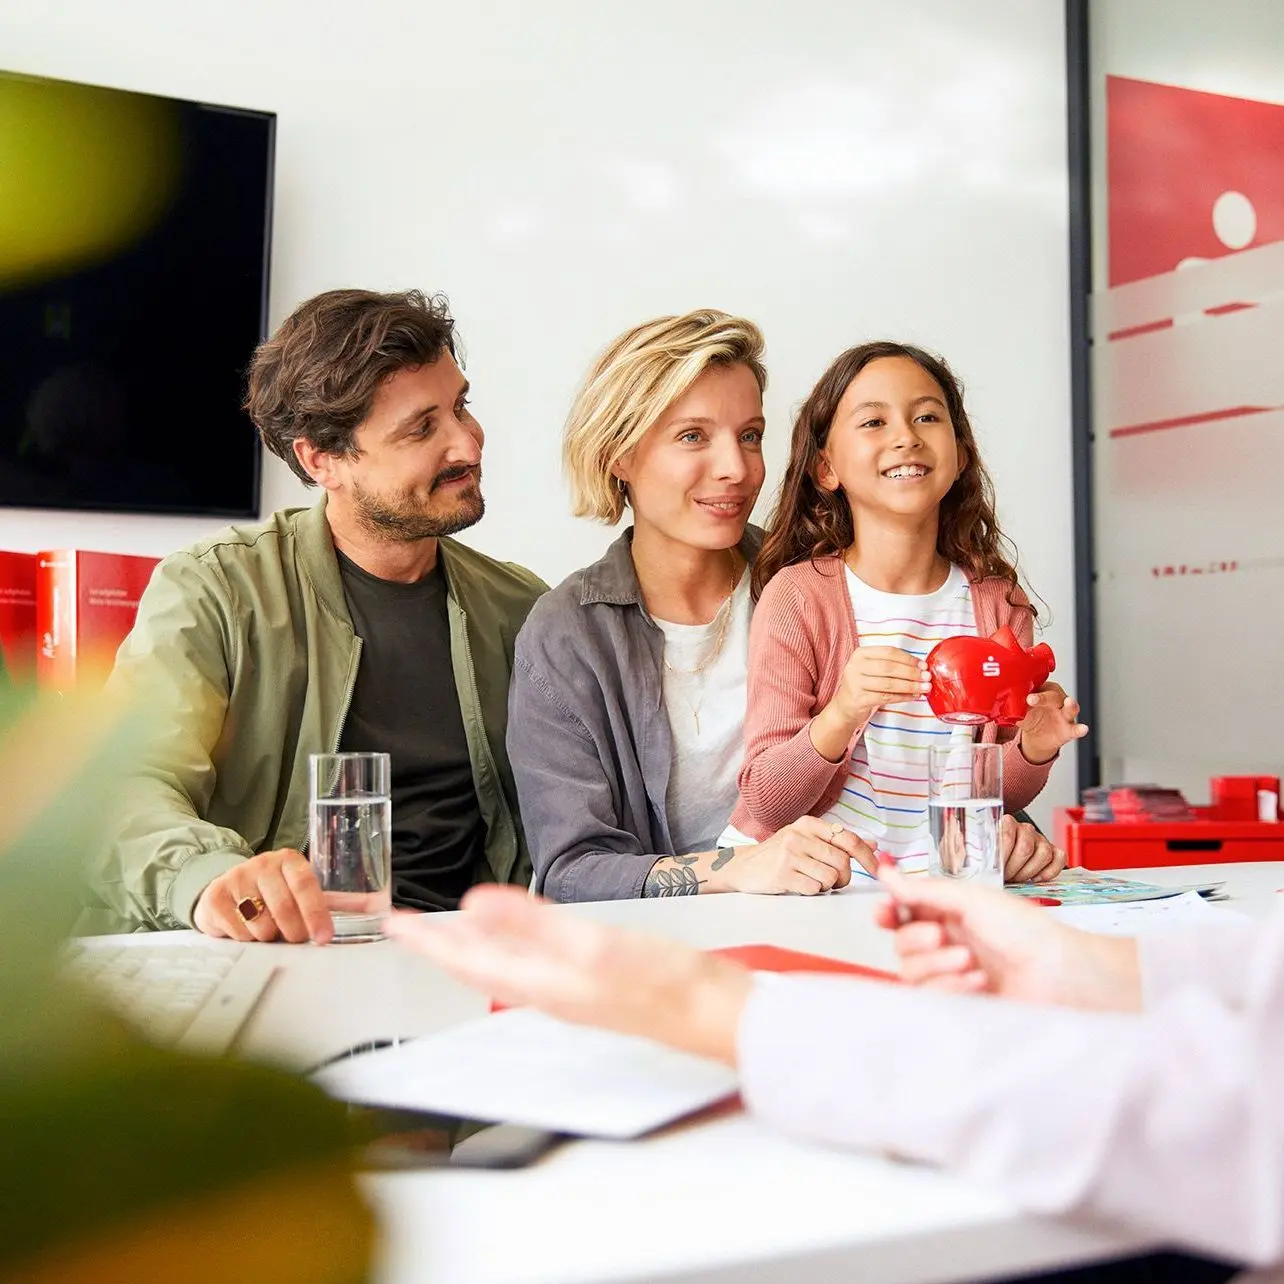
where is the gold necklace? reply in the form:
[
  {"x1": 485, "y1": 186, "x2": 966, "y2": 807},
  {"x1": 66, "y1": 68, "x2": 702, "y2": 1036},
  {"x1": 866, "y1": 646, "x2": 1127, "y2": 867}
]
[{"x1": 671, "y1": 683, "x2": 710, "y2": 736}]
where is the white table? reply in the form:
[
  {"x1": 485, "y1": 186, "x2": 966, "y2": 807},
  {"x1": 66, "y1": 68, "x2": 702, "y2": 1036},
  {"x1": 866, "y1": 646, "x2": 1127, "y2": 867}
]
[
  {"x1": 1110, "y1": 860, "x2": 1284, "y2": 918},
  {"x1": 210, "y1": 860, "x2": 1282, "y2": 1284}
]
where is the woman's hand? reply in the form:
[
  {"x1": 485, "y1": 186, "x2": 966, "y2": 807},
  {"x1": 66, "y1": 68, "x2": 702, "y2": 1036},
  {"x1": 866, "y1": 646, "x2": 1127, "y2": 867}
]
[
  {"x1": 716, "y1": 818, "x2": 877, "y2": 895},
  {"x1": 1018, "y1": 683, "x2": 1089, "y2": 765},
  {"x1": 1000, "y1": 815, "x2": 1065, "y2": 884},
  {"x1": 383, "y1": 886, "x2": 751, "y2": 1064}
]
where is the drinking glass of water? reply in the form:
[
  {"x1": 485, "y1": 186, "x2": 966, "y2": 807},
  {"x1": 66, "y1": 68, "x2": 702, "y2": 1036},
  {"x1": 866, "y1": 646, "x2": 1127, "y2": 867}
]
[
  {"x1": 927, "y1": 741, "x2": 1003, "y2": 886},
  {"x1": 309, "y1": 751, "x2": 392, "y2": 943}
]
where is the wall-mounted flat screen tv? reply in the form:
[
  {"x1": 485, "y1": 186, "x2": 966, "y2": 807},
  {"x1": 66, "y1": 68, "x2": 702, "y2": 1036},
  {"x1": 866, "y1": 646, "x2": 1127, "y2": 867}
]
[{"x1": 0, "y1": 69, "x2": 274, "y2": 517}]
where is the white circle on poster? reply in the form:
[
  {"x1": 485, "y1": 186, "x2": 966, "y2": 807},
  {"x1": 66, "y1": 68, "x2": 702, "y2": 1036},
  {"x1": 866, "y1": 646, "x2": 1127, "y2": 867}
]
[{"x1": 1212, "y1": 191, "x2": 1256, "y2": 250}]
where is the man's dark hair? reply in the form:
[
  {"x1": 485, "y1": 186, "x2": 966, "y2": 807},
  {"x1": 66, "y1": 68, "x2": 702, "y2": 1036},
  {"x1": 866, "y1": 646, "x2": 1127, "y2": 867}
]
[{"x1": 245, "y1": 288, "x2": 458, "y2": 486}]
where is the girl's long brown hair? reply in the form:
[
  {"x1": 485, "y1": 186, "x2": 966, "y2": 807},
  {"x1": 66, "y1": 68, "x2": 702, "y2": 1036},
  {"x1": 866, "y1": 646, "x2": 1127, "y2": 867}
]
[{"x1": 752, "y1": 342, "x2": 1032, "y2": 613}]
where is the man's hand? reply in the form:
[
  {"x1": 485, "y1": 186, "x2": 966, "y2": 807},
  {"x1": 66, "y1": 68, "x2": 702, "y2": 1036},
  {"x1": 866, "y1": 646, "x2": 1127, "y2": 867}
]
[
  {"x1": 193, "y1": 848, "x2": 334, "y2": 944},
  {"x1": 384, "y1": 886, "x2": 752, "y2": 1065},
  {"x1": 873, "y1": 862, "x2": 1140, "y2": 1011},
  {"x1": 1000, "y1": 814, "x2": 1065, "y2": 883}
]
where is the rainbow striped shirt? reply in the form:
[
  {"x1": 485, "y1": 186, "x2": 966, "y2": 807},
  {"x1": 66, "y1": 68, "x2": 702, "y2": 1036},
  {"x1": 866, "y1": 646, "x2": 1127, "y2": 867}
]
[{"x1": 820, "y1": 565, "x2": 975, "y2": 872}]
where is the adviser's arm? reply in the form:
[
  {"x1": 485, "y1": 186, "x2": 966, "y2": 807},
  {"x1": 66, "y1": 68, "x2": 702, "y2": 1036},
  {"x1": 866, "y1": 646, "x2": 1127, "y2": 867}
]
[{"x1": 740, "y1": 913, "x2": 1284, "y2": 1268}]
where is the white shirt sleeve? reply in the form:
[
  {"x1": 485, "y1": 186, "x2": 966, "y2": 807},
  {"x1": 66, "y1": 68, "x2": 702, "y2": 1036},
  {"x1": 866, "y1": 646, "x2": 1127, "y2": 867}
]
[
  {"x1": 1140, "y1": 918, "x2": 1266, "y2": 1009},
  {"x1": 736, "y1": 910, "x2": 1284, "y2": 1268}
]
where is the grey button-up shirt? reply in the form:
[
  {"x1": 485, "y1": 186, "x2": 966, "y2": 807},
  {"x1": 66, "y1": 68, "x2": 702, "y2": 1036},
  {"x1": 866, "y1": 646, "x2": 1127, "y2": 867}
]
[{"x1": 507, "y1": 525, "x2": 763, "y2": 902}]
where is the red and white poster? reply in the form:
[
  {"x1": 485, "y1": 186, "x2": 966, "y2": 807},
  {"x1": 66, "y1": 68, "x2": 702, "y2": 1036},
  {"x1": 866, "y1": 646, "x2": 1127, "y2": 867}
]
[
  {"x1": 1107, "y1": 74, "x2": 1284, "y2": 288},
  {"x1": 1094, "y1": 74, "x2": 1284, "y2": 792}
]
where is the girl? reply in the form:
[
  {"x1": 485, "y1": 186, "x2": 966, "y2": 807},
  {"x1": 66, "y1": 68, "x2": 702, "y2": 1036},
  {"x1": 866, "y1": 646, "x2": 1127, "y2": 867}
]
[
  {"x1": 723, "y1": 342, "x2": 1084, "y2": 881},
  {"x1": 507, "y1": 311, "x2": 873, "y2": 902}
]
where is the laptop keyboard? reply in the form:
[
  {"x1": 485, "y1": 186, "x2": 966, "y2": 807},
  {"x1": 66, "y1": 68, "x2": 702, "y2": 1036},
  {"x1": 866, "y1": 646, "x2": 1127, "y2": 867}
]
[{"x1": 63, "y1": 940, "x2": 277, "y2": 1055}]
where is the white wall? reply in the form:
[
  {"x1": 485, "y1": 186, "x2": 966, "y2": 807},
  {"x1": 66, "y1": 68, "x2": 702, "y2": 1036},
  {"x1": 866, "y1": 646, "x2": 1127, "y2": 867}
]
[{"x1": 0, "y1": 0, "x2": 1078, "y2": 822}]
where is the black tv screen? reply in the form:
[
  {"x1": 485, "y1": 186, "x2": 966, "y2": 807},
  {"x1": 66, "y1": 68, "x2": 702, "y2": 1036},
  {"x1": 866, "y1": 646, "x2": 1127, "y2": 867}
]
[{"x1": 0, "y1": 70, "x2": 273, "y2": 517}]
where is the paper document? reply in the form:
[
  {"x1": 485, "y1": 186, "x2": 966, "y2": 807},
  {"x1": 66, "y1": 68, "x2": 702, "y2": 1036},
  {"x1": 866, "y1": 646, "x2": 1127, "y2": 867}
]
[
  {"x1": 312, "y1": 1007, "x2": 738, "y2": 1140},
  {"x1": 1046, "y1": 890, "x2": 1249, "y2": 936}
]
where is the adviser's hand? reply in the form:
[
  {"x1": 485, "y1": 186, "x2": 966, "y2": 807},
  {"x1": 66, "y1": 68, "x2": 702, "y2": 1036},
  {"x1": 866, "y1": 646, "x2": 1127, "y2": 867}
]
[
  {"x1": 384, "y1": 886, "x2": 750, "y2": 1064},
  {"x1": 1001, "y1": 814, "x2": 1065, "y2": 883},
  {"x1": 193, "y1": 848, "x2": 334, "y2": 944},
  {"x1": 873, "y1": 862, "x2": 1140, "y2": 1012}
]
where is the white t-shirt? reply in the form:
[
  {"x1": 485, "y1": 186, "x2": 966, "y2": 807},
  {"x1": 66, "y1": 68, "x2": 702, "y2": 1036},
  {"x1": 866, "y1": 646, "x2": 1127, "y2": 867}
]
[
  {"x1": 818, "y1": 565, "x2": 976, "y2": 871},
  {"x1": 655, "y1": 572, "x2": 753, "y2": 855}
]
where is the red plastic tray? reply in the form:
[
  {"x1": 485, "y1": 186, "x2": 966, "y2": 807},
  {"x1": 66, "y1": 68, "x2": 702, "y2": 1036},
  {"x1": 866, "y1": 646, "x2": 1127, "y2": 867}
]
[{"x1": 1053, "y1": 805, "x2": 1284, "y2": 869}]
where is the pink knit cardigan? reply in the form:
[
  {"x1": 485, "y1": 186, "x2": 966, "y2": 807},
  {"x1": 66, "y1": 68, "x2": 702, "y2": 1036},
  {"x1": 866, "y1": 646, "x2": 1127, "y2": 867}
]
[{"x1": 727, "y1": 556, "x2": 1054, "y2": 841}]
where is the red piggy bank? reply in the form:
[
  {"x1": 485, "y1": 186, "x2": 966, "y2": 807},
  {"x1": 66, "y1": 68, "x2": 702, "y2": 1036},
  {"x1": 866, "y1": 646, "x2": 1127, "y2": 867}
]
[{"x1": 925, "y1": 626, "x2": 1055, "y2": 726}]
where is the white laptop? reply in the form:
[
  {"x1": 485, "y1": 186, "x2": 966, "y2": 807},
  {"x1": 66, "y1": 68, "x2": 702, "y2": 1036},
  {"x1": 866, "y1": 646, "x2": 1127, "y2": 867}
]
[{"x1": 62, "y1": 935, "x2": 277, "y2": 1056}]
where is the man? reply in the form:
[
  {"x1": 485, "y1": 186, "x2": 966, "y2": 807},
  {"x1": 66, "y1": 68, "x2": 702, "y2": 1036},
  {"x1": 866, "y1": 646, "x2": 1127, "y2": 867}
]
[{"x1": 84, "y1": 288, "x2": 546, "y2": 942}]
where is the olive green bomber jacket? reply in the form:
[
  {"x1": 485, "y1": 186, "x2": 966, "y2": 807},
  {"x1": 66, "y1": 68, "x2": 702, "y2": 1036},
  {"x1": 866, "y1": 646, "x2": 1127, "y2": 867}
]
[{"x1": 79, "y1": 499, "x2": 547, "y2": 934}]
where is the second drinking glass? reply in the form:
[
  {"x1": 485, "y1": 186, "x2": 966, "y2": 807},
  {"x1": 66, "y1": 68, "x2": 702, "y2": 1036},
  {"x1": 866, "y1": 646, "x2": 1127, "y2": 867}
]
[{"x1": 926, "y1": 741, "x2": 1003, "y2": 886}]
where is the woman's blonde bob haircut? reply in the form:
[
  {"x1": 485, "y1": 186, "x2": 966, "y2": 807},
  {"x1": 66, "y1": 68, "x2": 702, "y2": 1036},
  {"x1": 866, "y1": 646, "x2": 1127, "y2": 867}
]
[{"x1": 563, "y1": 310, "x2": 767, "y2": 524}]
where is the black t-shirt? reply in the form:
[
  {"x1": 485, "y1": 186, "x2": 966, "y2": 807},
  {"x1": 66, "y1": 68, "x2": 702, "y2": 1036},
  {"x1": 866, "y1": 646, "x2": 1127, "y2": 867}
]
[{"x1": 336, "y1": 551, "x2": 487, "y2": 911}]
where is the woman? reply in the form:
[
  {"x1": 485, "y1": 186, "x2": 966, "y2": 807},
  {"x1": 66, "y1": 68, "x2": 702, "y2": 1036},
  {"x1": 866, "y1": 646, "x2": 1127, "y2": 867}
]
[
  {"x1": 507, "y1": 310, "x2": 872, "y2": 901},
  {"x1": 508, "y1": 313, "x2": 1062, "y2": 901}
]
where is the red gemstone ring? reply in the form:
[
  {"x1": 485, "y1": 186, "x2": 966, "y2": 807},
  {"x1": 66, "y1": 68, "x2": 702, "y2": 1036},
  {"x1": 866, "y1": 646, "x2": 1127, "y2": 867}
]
[{"x1": 235, "y1": 894, "x2": 267, "y2": 924}]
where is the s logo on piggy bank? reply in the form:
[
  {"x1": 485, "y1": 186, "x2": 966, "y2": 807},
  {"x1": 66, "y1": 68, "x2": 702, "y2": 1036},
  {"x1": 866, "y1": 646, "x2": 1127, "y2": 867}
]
[{"x1": 925, "y1": 628, "x2": 1055, "y2": 727}]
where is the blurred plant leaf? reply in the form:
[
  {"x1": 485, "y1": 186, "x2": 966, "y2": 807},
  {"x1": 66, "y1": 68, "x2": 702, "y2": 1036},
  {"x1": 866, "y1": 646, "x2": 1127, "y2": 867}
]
[{"x1": 0, "y1": 684, "x2": 376, "y2": 1280}]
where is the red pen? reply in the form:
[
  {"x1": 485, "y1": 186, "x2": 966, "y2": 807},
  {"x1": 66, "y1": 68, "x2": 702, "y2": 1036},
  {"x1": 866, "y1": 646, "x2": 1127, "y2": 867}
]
[{"x1": 1028, "y1": 896, "x2": 1062, "y2": 907}]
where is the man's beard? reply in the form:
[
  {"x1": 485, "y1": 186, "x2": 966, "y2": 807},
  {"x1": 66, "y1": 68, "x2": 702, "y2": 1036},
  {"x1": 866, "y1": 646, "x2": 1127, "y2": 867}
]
[{"x1": 352, "y1": 468, "x2": 485, "y2": 542}]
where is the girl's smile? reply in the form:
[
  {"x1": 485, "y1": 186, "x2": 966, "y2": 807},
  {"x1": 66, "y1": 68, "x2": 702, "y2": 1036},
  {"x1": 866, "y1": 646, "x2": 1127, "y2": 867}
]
[
  {"x1": 880, "y1": 462, "x2": 933, "y2": 481},
  {"x1": 816, "y1": 355, "x2": 961, "y2": 518}
]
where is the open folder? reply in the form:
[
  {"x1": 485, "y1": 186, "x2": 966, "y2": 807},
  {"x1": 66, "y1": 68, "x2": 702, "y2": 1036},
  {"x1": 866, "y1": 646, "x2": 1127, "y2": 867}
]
[
  {"x1": 712, "y1": 943, "x2": 899, "y2": 982},
  {"x1": 312, "y1": 1008, "x2": 739, "y2": 1140},
  {"x1": 314, "y1": 945, "x2": 897, "y2": 1141}
]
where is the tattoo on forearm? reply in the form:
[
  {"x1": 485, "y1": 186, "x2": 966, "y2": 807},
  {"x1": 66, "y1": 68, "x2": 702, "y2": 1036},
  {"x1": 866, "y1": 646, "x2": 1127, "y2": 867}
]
[
  {"x1": 710, "y1": 847, "x2": 736, "y2": 871},
  {"x1": 642, "y1": 863, "x2": 703, "y2": 897}
]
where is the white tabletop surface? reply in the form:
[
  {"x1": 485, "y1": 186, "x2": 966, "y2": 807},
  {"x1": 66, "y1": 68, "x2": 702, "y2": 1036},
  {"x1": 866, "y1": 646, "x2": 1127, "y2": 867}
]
[{"x1": 108, "y1": 862, "x2": 1284, "y2": 1283}]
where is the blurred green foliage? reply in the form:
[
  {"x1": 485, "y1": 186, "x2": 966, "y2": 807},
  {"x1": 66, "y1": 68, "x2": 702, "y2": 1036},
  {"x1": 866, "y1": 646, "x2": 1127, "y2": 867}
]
[{"x1": 0, "y1": 686, "x2": 375, "y2": 1281}]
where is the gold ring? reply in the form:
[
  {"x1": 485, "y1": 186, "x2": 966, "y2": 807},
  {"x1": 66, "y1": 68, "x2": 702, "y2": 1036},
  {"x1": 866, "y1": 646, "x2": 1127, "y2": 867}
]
[
  {"x1": 828, "y1": 822, "x2": 845, "y2": 838},
  {"x1": 235, "y1": 894, "x2": 267, "y2": 924}
]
